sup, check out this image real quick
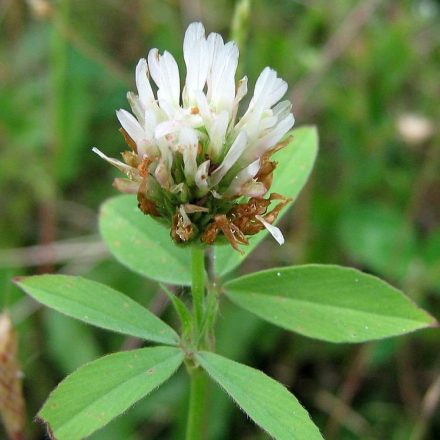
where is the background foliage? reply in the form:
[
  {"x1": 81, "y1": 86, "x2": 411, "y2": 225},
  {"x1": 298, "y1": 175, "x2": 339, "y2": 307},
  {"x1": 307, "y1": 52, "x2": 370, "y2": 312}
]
[{"x1": 1, "y1": 0, "x2": 439, "y2": 439}]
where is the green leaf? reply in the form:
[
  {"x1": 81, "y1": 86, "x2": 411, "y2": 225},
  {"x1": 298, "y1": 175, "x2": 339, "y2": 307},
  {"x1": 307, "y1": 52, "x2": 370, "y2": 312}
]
[
  {"x1": 214, "y1": 126, "x2": 318, "y2": 277},
  {"x1": 99, "y1": 195, "x2": 191, "y2": 285},
  {"x1": 159, "y1": 283, "x2": 192, "y2": 335},
  {"x1": 45, "y1": 310, "x2": 102, "y2": 372},
  {"x1": 38, "y1": 346, "x2": 183, "y2": 440},
  {"x1": 197, "y1": 351, "x2": 323, "y2": 440},
  {"x1": 224, "y1": 265, "x2": 436, "y2": 343},
  {"x1": 15, "y1": 275, "x2": 179, "y2": 345}
]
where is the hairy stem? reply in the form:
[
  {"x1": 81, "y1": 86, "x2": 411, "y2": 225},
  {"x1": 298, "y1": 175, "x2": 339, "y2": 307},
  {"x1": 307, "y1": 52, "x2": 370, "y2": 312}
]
[
  {"x1": 186, "y1": 247, "x2": 209, "y2": 439},
  {"x1": 191, "y1": 247, "x2": 205, "y2": 333},
  {"x1": 185, "y1": 366, "x2": 208, "y2": 440}
]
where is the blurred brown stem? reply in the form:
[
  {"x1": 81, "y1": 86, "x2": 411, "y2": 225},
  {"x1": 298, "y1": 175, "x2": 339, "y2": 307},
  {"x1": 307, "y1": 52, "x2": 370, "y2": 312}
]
[
  {"x1": 410, "y1": 365, "x2": 440, "y2": 440},
  {"x1": 325, "y1": 344, "x2": 371, "y2": 439}
]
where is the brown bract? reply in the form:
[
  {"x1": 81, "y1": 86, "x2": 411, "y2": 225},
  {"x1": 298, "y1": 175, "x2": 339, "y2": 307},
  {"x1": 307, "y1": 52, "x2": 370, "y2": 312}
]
[
  {"x1": 119, "y1": 128, "x2": 137, "y2": 152},
  {"x1": 255, "y1": 136, "x2": 293, "y2": 191},
  {"x1": 201, "y1": 215, "x2": 249, "y2": 253},
  {"x1": 137, "y1": 176, "x2": 159, "y2": 217},
  {"x1": 201, "y1": 193, "x2": 290, "y2": 252},
  {"x1": 171, "y1": 211, "x2": 196, "y2": 243}
]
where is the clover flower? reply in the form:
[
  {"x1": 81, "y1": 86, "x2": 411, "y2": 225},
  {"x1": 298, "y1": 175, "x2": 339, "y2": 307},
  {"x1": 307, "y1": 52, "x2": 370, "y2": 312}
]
[{"x1": 94, "y1": 22, "x2": 294, "y2": 251}]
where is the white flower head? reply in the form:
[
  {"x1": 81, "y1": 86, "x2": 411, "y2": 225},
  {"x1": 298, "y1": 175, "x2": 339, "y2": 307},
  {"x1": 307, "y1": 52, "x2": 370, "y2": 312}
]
[{"x1": 94, "y1": 22, "x2": 294, "y2": 251}]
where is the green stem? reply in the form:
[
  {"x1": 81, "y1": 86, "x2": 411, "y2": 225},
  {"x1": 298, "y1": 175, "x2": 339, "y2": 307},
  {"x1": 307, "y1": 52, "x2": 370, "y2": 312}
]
[
  {"x1": 191, "y1": 247, "x2": 205, "y2": 332},
  {"x1": 186, "y1": 248, "x2": 208, "y2": 439},
  {"x1": 185, "y1": 367, "x2": 208, "y2": 440}
]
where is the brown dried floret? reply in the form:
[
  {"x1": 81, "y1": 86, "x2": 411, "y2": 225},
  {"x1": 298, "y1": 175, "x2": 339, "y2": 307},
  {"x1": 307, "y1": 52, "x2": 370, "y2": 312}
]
[
  {"x1": 171, "y1": 208, "x2": 195, "y2": 243},
  {"x1": 119, "y1": 127, "x2": 137, "y2": 152},
  {"x1": 137, "y1": 176, "x2": 159, "y2": 217},
  {"x1": 121, "y1": 151, "x2": 140, "y2": 168},
  {"x1": 138, "y1": 192, "x2": 159, "y2": 217},
  {"x1": 201, "y1": 193, "x2": 290, "y2": 252},
  {"x1": 255, "y1": 136, "x2": 293, "y2": 191},
  {"x1": 137, "y1": 157, "x2": 152, "y2": 177},
  {"x1": 255, "y1": 160, "x2": 277, "y2": 190},
  {"x1": 231, "y1": 193, "x2": 290, "y2": 236},
  {"x1": 201, "y1": 215, "x2": 248, "y2": 253}
]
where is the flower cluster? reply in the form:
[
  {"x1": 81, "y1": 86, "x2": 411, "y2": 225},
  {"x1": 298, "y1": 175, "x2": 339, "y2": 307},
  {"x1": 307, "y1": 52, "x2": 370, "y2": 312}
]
[{"x1": 94, "y1": 22, "x2": 294, "y2": 251}]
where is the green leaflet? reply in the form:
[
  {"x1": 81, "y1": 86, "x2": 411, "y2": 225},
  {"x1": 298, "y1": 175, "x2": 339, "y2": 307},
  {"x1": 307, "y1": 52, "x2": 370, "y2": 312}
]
[
  {"x1": 99, "y1": 195, "x2": 192, "y2": 285},
  {"x1": 197, "y1": 351, "x2": 323, "y2": 440},
  {"x1": 214, "y1": 126, "x2": 319, "y2": 277},
  {"x1": 15, "y1": 275, "x2": 179, "y2": 345},
  {"x1": 38, "y1": 346, "x2": 184, "y2": 440},
  {"x1": 224, "y1": 265, "x2": 436, "y2": 343}
]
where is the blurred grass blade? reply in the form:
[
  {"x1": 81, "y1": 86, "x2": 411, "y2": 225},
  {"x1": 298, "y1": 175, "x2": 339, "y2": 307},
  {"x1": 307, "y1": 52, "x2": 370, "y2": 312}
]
[
  {"x1": 0, "y1": 313, "x2": 26, "y2": 440},
  {"x1": 214, "y1": 126, "x2": 318, "y2": 277},
  {"x1": 14, "y1": 275, "x2": 179, "y2": 345},
  {"x1": 197, "y1": 351, "x2": 323, "y2": 440},
  {"x1": 224, "y1": 265, "x2": 437, "y2": 343},
  {"x1": 38, "y1": 346, "x2": 184, "y2": 440},
  {"x1": 99, "y1": 195, "x2": 192, "y2": 285}
]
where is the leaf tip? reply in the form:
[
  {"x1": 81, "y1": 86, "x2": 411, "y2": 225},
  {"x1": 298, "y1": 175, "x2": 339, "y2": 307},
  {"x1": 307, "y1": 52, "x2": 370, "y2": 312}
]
[
  {"x1": 34, "y1": 416, "x2": 57, "y2": 440},
  {"x1": 429, "y1": 317, "x2": 439, "y2": 329},
  {"x1": 12, "y1": 276, "x2": 26, "y2": 285}
]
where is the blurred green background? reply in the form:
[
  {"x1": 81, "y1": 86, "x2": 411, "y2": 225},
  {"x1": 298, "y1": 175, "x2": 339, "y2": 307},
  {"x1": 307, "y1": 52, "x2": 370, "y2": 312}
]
[{"x1": 1, "y1": 0, "x2": 439, "y2": 439}]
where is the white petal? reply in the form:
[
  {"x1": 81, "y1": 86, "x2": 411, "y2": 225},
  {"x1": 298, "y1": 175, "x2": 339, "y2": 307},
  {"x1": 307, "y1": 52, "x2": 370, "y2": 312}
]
[
  {"x1": 155, "y1": 160, "x2": 171, "y2": 189},
  {"x1": 178, "y1": 127, "x2": 199, "y2": 182},
  {"x1": 255, "y1": 215, "x2": 285, "y2": 245},
  {"x1": 210, "y1": 189, "x2": 223, "y2": 199},
  {"x1": 224, "y1": 159, "x2": 261, "y2": 196},
  {"x1": 127, "y1": 92, "x2": 143, "y2": 121},
  {"x1": 208, "y1": 41, "x2": 239, "y2": 114},
  {"x1": 116, "y1": 109, "x2": 144, "y2": 145},
  {"x1": 252, "y1": 67, "x2": 287, "y2": 110},
  {"x1": 112, "y1": 178, "x2": 139, "y2": 194},
  {"x1": 135, "y1": 58, "x2": 155, "y2": 108},
  {"x1": 179, "y1": 205, "x2": 192, "y2": 226},
  {"x1": 236, "y1": 68, "x2": 288, "y2": 138},
  {"x1": 155, "y1": 120, "x2": 179, "y2": 139},
  {"x1": 156, "y1": 137, "x2": 174, "y2": 168},
  {"x1": 195, "y1": 159, "x2": 210, "y2": 193},
  {"x1": 92, "y1": 147, "x2": 139, "y2": 179},
  {"x1": 235, "y1": 76, "x2": 248, "y2": 103},
  {"x1": 143, "y1": 109, "x2": 158, "y2": 140},
  {"x1": 249, "y1": 113, "x2": 295, "y2": 160},
  {"x1": 148, "y1": 49, "x2": 180, "y2": 108},
  {"x1": 147, "y1": 48, "x2": 160, "y2": 87},
  {"x1": 272, "y1": 100, "x2": 292, "y2": 119},
  {"x1": 207, "y1": 110, "x2": 229, "y2": 160},
  {"x1": 231, "y1": 76, "x2": 248, "y2": 125},
  {"x1": 207, "y1": 32, "x2": 224, "y2": 77},
  {"x1": 258, "y1": 112, "x2": 278, "y2": 132},
  {"x1": 232, "y1": 158, "x2": 260, "y2": 185},
  {"x1": 194, "y1": 90, "x2": 211, "y2": 122},
  {"x1": 184, "y1": 22, "x2": 205, "y2": 53},
  {"x1": 240, "y1": 181, "x2": 267, "y2": 198},
  {"x1": 183, "y1": 23, "x2": 209, "y2": 104},
  {"x1": 210, "y1": 131, "x2": 247, "y2": 186}
]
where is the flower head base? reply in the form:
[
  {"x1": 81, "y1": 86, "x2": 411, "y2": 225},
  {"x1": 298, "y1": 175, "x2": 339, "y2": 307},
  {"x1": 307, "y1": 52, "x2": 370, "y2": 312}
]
[{"x1": 94, "y1": 22, "x2": 295, "y2": 251}]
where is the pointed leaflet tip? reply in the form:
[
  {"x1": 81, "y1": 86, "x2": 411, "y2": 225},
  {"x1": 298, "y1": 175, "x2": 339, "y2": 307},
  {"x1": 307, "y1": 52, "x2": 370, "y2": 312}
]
[{"x1": 12, "y1": 276, "x2": 26, "y2": 284}]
